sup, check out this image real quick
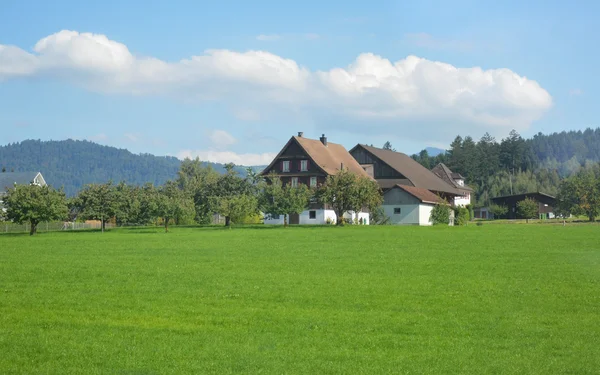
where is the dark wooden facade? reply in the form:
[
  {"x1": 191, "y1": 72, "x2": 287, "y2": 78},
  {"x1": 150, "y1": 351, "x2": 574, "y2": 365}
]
[
  {"x1": 350, "y1": 146, "x2": 407, "y2": 180},
  {"x1": 491, "y1": 192, "x2": 556, "y2": 219},
  {"x1": 261, "y1": 138, "x2": 328, "y2": 187},
  {"x1": 261, "y1": 137, "x2": 327, "y2": 210}
]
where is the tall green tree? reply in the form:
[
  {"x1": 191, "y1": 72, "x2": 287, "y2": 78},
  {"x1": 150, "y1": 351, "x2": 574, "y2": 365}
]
[
  {"x1": 74, "y1": 182, "x2": 119, "y2": 232},
  {"x1": 3, "y1": 184, "x2": 68, "y2": 235},
  {"x1": 382, "y1": 141, "x2": 396, "y2": 151},
  {"x1": 418, "y1": 149, "x2": 431, "y2": 169},
  {"x1": 447, "y1": 136, "x2": 464, "y2": 172},
  {"x1": 461, "y1": 136, "x2": 477, "y2": 181},
  {"x1": 500, "y1": 130, "x2": 525, "y2": 172},
  {"x1": 317, "y1": 169, "x2": 382, "y2": 226},
  {"x1": 557, "y1": 169, "x2": 600, "y2": 221},
  {"x1": 153, "y1": 181, "x2": 196, "y2": 232},
  {"x1": 259, "y1": 173, "x2": 312, "y2": 226},
  {"x1": 211, "y1": 163, "x2": 256, "y2": 226},
  {"x1": 517, "y1": 197, "x2": 539, "y2": 223},
  {"x1": 176, "y1": 159, "x2": 221, "y2": 224}
]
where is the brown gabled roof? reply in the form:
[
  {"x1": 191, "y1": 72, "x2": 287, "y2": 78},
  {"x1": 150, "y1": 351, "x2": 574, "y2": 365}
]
[
  {"x1": 431, "y1": 163, "x2": 474, "y2": 192},
  {"x1": 261, "y1": 136, "x2": 372, "y2": 178},
  {"x1": 351, "y1": 144, "x2": 460, "y2": 195},
  {"x1": 390, "y1": 184, "x2": 446, "y2": 205}
]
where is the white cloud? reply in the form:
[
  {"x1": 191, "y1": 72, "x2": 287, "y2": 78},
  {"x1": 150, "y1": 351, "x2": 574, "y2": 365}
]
[
  {"x1": 177, "y1": 150, "x2": 276, "y2": 166},
  {"x1": 256, "y1": 34, "x2": 282, "y2": 41},
  {"x1": 209, "y1": 129, "x2": 237, "y2": 149},
  {"x1": 0, "y1": 30, "x2": 553, "y2": 143},
  {"x1": 305, "y1": 33, "x2": 320, "y2": 40}
]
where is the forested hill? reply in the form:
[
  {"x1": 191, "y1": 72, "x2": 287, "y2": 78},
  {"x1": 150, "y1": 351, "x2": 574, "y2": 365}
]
[
  {"x1": 410, "y1": 127, "x2": 600, "y2": 206},
  {"x1": 0, "y1": 139, "x2": 261, "y2": 196}
]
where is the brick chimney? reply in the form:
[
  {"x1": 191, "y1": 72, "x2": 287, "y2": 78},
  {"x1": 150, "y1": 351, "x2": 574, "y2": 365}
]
[
  {"x1": 319, "y1": 134, "x2": 327, "y2": 146},
  {"x1": 297, "y1": 132, "x2": 303, "y2": 137}
]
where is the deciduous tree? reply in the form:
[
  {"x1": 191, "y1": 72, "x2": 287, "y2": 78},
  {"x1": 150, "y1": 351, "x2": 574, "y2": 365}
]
[
  {"x1": 557, "y1": 169, "x2": 600, "y2": 221},
  {"x1": 517, "y1": 197, "x2": 539, "y2": 223},
  {"x1": 4, "y1": 184, "x2": 68, "y2": 235},
  {"x1": 259, "y1": 173, "x2": 312, "y2": 226},
  {"x1": 317, "y1": 168, "x2": 381, "y2": 226},
  {"x1": 153, "y1": 181, "x2": 195, "y2": 232},
  {"x1": 73, "y1": 182, "x2": 119, "y2": 232}
]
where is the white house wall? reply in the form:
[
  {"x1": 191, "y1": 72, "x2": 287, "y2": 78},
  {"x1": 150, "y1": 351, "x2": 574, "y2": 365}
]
[
  {"x1": 418, "y1": 204, "x2": 434, "y2": 226},
  {"x1": 454, "y1": 195, "x2": 471, "y2": 207},
  {"x1": 263, "y1": 209, "x2": 369, "y2": 225}
]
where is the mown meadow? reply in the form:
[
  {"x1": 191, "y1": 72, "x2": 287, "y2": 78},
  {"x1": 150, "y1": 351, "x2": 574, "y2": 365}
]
[{"x1": 1, "y1": 224, "x2": 598, "y2": 374}]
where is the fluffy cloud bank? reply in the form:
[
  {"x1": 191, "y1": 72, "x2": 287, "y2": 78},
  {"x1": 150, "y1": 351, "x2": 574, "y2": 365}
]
[{"x1": 0, "y1": 30, "x2": 552, "y2": 138}]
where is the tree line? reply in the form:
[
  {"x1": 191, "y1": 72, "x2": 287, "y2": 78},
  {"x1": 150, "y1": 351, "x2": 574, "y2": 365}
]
[
  {"x1": 409, "y1": 127, "x2": 600, "y2": 207},
  {"x1": 1, "y1": 158, "x2": 382, "y2": 235},
  {"x1": 0, "y1": 139, "x2": 261, "y2": 196}
]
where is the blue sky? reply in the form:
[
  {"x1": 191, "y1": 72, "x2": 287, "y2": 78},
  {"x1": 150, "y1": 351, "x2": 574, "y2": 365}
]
[{"x1": 1, "y1": 0, "x2": 598, "y2": 165}]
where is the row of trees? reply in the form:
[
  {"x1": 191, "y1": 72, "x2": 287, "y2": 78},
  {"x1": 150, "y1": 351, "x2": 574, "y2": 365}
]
[
  {"x1": 409, "y1": 128, "x2": 600, "y2": 208},
  {"x1": 2, "y1": 159, "x2": 383, "y2": 235}
]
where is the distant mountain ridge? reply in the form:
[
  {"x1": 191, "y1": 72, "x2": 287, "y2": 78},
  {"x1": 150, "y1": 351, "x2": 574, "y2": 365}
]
[
  {"x1": 424, "y1": 147, "x2": 446, "y2": 157},
  {"x1": 0, "y1": 139, "x2": 265, "y2": 196}
]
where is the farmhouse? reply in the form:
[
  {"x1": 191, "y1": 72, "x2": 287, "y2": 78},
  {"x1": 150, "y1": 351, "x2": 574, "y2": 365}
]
[
  {"x1": 491, "y1": 192, "x2": 557, "y2": 220},
  {"x1": 349, "y1": 144, "x2": 460, "y2": 225},
  {"x1": 0, "y1": 171, "x2": 47, "y2": 195},
  {"x1": 260, "y1": 133, "x2": 372, "y2": 225},
  {"x1": 431, "y1": 163, "x2": 473, "y2": 206},
  {"x1": 0, "y1": 171, "x2": 47, "y2": 215}
]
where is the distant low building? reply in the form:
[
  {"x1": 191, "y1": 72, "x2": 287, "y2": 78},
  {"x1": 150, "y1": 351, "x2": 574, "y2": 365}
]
[
  {"x1": 491, "y1": 192, "x2": 557, "y2": 220},
  {"x1": 382, "y1": 184, "x2": 454, "y2": 226},
  {"x1": 473, "y1": 207, "x2": 494, "y2": 220}
]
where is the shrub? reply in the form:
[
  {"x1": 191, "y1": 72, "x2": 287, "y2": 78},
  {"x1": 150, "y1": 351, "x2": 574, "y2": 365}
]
[
  {"x1": 430, "y1": 202, "x2": 451, "y2": 225},
  {"x1": 465, "y1": 204, "x2": 474, "y2": 221},
  {"x1": 489, "y1": 203, "x2": 508, "y2": 219},
  {"x1": 454, "y1": 206, "x2": 469, "y2": 226}
]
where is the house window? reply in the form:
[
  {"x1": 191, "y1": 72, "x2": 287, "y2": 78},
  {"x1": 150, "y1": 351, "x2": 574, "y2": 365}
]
[
  {"x1": 300, "y1": 160, "x2": 308, "y2": 172},
  {"x1": 310, "y1": 176, "x2": 317, "y2": 187},
  {"x1": 291, "y1": 177, "x2": 298, "y2": 187},
  {"x1": 394, "y1": 207, "x2": 401, "y2": 215},
  {"x1": 309, "y1": 210, "x2": 316, "y2": 219},
  {"x1": 282, "y1": 161, "x2": 290, "y2": 172}
]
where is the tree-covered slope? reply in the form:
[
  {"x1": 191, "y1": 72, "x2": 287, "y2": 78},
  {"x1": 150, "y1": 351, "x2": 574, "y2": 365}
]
[{"x1": 0, "y1": 139, "x2": 262, "y2": 196}]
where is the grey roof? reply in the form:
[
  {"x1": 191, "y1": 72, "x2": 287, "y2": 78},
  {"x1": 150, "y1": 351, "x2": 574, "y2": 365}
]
[
  {"x1": 0, "y1": 172, "x2": 42, "y2": 192},
  {"x1": 351, "y1": 145, "x2": 461, "y2": 195},
  {"x1": 431, "y1": 163, "x2": 474, "y2": 192}
]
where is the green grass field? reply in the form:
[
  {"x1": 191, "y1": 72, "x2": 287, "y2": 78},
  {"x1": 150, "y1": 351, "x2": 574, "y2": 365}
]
[{"x1": 1, "y1": 225, "x2": 599, "y2": 374}]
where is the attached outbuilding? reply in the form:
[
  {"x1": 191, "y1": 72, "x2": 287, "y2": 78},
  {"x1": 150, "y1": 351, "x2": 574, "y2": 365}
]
[{"x1": 383, "y1": 184, "x2": 453, "y2": 226}]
